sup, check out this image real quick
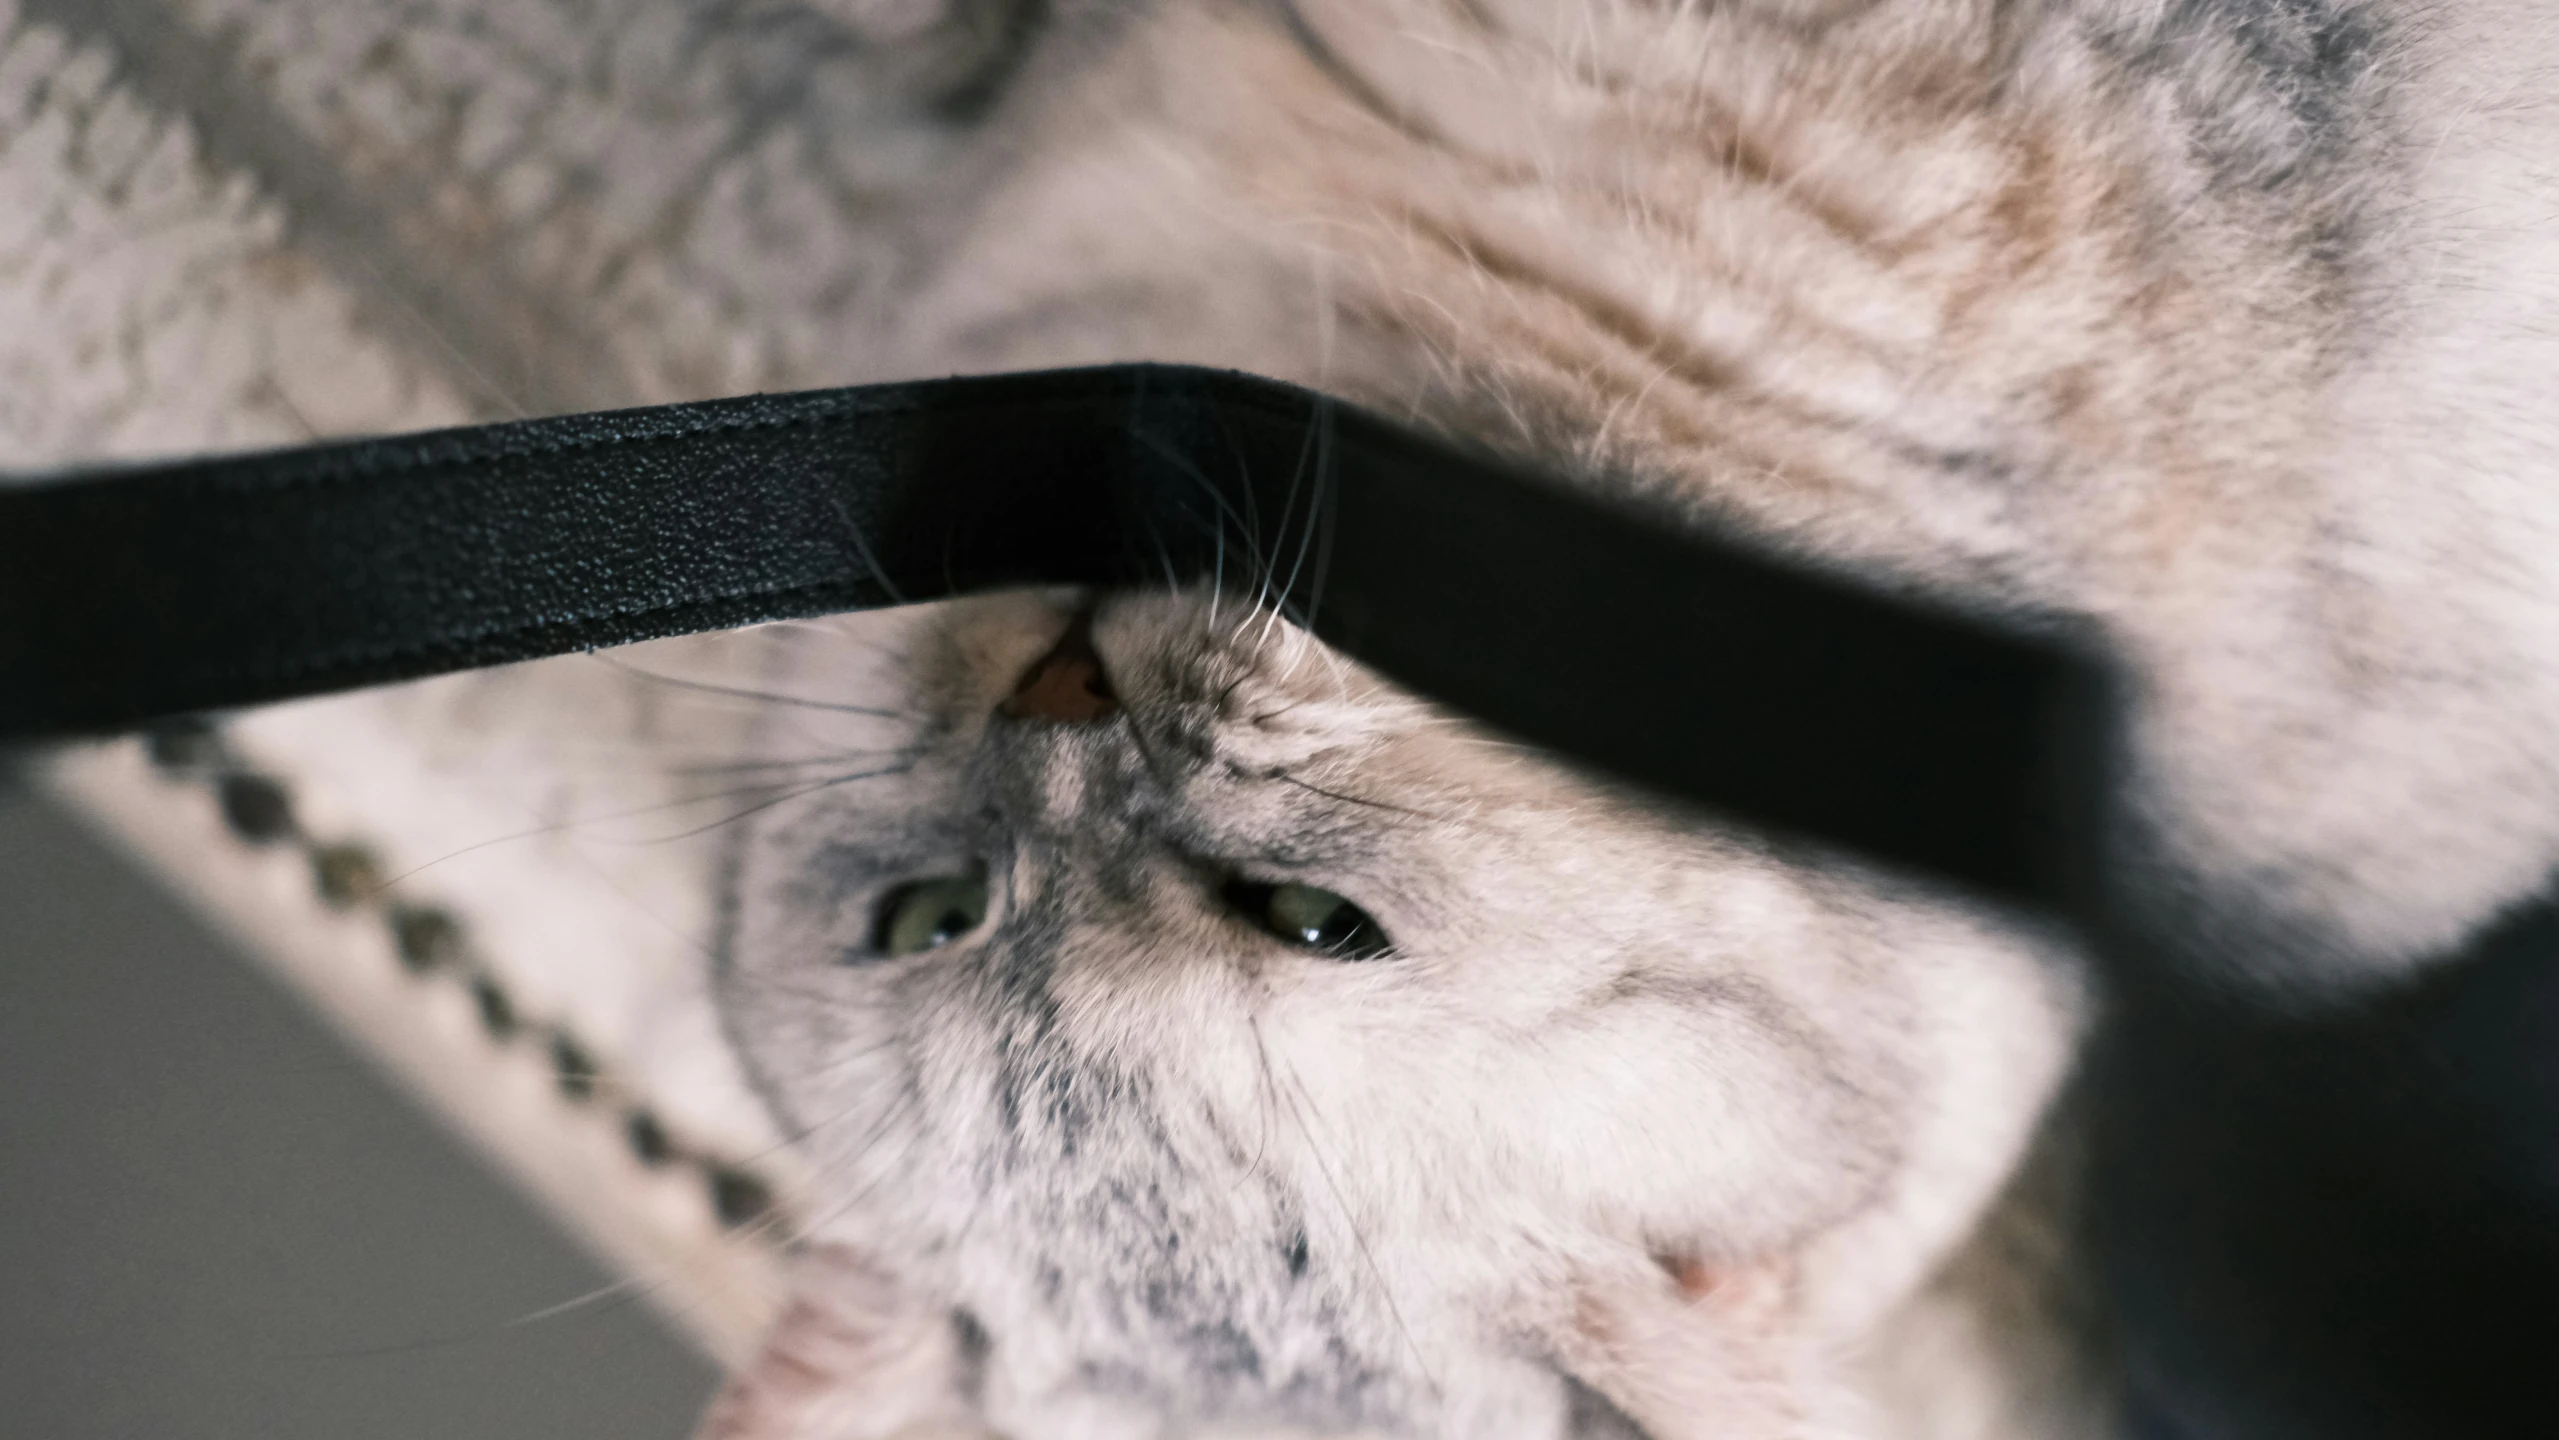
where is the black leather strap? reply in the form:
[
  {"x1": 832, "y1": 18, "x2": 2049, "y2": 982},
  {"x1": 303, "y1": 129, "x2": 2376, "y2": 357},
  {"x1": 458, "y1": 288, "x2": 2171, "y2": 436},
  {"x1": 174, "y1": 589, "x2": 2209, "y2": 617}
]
[{"x1": 0, "y1": 363, "x2": 2107, "y2": 911}]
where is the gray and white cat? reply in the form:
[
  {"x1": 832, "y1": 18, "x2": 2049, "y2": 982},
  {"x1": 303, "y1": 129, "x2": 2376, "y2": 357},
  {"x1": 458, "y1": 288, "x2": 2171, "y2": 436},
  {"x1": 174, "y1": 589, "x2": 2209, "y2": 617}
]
[{"x1": 690, "y1": 2, "x2": 2559, "y2": 1437}]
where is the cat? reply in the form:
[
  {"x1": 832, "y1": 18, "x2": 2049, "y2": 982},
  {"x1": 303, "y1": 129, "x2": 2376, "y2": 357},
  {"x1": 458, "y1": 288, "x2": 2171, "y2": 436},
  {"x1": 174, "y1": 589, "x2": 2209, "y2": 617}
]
[
  {"x1": 650, "y1": 0, "x2": 2559, "y2": 1436},
  {"x1": 668, "y1": 1, "x2": 2559, "y2": 1436}
]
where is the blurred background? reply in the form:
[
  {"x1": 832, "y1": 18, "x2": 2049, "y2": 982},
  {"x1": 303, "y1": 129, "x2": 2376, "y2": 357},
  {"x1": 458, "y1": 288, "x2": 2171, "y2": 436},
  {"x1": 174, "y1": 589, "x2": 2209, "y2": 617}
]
[
  {"x1": 2094, "y1": 908, "x2": 2559, "y2": 1440},
  {"x1": 0, "y1": 775, "x2": 717, "y2": 1440}
]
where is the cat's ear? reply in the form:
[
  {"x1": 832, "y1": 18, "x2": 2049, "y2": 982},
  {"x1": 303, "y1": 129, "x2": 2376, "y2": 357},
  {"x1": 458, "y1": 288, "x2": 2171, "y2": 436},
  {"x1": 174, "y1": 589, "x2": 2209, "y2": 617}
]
[
  {"x1": 694, "y1": 1246, "x2": 987, "y2": 1440},
  {"x1": 1554, "y1": 1253, "x2": 1839, "y2": 1440}
]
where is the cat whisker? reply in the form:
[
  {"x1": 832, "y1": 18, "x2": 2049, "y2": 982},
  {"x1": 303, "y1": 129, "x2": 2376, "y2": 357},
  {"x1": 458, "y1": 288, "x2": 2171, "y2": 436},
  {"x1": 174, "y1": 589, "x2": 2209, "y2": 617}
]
[
  {"x1": 1254, "y1": 1018, "x2": 1441, "y2": 1401},
  {"x1": 1230, "y1": 1011, "x2": 1285, "y2": 1200},
  {"x1": 771, "y1": 1033, "x2": 907, "y2": 1089},
  {"x1": 1127, "y1": 425, "x2": 1274, "y2": 608},
  {"x1": 816, "y1": 486, "x2": 912, "y2": 607},
  {"x1": 584, "y1": 649, "x2": 920, "y2": 720},
  {"x1": 373, "y1": 760, "x2": 923, "y2": 889},
  {"x1": 776, "y1": 1086, "x2": 936, "y2": 1250},
  {"x1": 1279, "y1": 398, "x2": 1342, "y2": 632},
  {"x1": 425, "y1": 739, "x2": 895, "y2": 768},
  {"x1": 1209, "y1": 514, "x2": 1228, "y2": 631},
  {"x1": 480, "y1": 747, "x2": 929, "y2": 781},
  {"x1": 584, "y1": 763, "x2": 924, "y2": 846},
  {"x1": 739, "y1": 615, "x2": 896, "y2": 646},
  {"x1": 273, "y1": 1261, "x2": 699, "y2": 1365},
  {"x1": 1272, "y1": 771, "x2": 1441, "y2": 822},
  {"x1": 499, "y1": 1273, "x2": 663, "y2": 1331},
  {"x1": 658, "y1": 749, "x2": 926, "y2": 777},
  {"x1": 1252, "y1": 420, "x2": 1325, "y2": 650}
]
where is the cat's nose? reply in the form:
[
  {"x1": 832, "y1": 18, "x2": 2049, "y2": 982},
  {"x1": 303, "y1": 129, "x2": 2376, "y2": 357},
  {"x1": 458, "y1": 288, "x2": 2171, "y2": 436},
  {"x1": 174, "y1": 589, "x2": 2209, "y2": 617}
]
[{"x1": 1001, "y1": 609, "x2": 1119, "y2": 724}]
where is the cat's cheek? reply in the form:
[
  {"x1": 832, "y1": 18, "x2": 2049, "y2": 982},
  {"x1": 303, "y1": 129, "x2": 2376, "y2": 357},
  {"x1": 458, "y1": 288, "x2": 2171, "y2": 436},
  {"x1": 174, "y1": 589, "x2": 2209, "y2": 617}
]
[
  {"x1": 694, "y1": 1246, "x2": 986, "y2": 1440},
  {"x1": 1554, "y1": 1256, "x2": 1828, "y2": 1440}
]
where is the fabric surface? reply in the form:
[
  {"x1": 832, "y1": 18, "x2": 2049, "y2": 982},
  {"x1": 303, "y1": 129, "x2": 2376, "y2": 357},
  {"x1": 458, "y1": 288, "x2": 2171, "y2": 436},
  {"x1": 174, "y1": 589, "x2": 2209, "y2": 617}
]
[{"x1": 0, "y1": 0, "x2": 972, "y2": 1359}]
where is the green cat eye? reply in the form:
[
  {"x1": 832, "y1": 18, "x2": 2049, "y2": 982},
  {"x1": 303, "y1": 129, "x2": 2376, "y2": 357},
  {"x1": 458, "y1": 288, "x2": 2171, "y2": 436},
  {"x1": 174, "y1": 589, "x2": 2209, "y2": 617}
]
[
  {"x1": 871, "y1": 868, "x2": 990, "y2": 957},
  {"x1": 1223, "y1": 878, "x2": 1394, "y2": 961}
]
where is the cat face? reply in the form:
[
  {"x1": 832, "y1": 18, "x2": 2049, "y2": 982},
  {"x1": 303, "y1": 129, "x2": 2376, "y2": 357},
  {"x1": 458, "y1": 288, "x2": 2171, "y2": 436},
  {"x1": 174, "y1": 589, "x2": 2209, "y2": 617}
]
[{"x1": 716, "y1": 587, "x2": 2082, "y2": 1437}]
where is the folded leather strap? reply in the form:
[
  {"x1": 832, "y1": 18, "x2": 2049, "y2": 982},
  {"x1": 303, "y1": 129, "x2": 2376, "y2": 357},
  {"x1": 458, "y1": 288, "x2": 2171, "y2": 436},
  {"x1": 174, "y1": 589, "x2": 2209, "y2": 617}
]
[{"x1": 0, "y1": 363, "x2": 2107, "y2": 912}]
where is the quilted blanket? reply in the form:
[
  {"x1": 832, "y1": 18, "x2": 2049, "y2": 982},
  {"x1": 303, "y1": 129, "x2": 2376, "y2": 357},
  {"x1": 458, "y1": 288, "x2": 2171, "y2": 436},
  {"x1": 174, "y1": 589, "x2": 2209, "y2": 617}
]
[{"x1": 0, "y1": 0, "x2": 988, "y2": 1362}]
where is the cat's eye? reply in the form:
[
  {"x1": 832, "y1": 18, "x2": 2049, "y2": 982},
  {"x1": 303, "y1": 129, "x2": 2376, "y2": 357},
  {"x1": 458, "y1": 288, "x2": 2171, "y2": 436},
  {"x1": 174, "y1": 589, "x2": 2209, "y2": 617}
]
[
  {"x1": 1222, "y1": 878, "x2": 1394, "y2": 961},
  {"x1": 870, "y1": 867, "x2": 990, "y2": 958}
]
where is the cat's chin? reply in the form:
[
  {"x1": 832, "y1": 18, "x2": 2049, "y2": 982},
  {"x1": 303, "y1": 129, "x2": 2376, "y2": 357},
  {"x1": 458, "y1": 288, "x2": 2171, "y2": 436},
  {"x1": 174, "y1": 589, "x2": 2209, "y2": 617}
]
[{"x1": 701, "y1": 1219, "x2": 2115, "y2": 1440}]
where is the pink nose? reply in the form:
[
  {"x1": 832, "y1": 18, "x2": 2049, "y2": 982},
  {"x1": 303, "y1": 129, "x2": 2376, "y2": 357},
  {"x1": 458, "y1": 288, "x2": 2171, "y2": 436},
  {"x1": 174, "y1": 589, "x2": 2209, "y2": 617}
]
[{"x1": 1000, "y1": 611, "x2": 1119, "y2": 724}]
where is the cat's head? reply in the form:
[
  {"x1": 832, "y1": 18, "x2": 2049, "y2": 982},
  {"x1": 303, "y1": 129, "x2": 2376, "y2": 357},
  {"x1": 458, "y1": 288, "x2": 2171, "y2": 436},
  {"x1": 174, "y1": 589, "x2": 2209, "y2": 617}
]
[
  {"x1": 714, "y1": 585, "x2": 2082, "y2": 1437},
  {"x1": 703, "y1": 3, "x2": 2135, "y2": 1434}
]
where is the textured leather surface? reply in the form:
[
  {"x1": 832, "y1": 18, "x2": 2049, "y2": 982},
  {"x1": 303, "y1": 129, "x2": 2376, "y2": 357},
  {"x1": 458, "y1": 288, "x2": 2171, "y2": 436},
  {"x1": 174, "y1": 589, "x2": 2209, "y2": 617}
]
[{"x1": 0, "y1": 362, "x2": 2105, "y2": 910}]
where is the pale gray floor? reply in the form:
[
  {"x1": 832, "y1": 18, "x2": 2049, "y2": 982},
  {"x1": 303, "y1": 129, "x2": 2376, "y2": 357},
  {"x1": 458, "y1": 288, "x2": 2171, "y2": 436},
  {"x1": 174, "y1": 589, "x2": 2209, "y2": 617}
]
[{"x1": 0, "y1": 774, "x2": 719, "y2": 1440}]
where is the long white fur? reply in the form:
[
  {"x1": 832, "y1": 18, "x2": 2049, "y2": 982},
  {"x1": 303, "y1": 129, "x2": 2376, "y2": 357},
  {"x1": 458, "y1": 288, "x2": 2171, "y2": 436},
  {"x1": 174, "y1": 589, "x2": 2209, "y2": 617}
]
[
  {"x1": 804, "y1": 0, "x2": 2559, "y2": 987},
  {"x1": 695, "y1": 2, "x2": 2559, "y2": 1436}
]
